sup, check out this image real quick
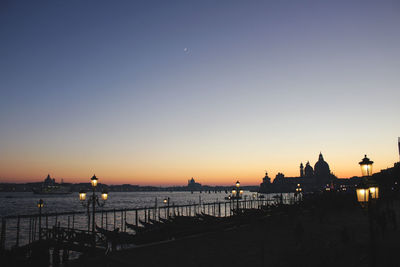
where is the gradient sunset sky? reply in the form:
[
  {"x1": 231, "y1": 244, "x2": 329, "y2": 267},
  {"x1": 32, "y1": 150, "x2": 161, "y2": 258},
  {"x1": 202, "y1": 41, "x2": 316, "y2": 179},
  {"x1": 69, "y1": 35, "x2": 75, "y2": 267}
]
[{"x1": 0, "y1": 0, "x2": 399, "y2": 185}]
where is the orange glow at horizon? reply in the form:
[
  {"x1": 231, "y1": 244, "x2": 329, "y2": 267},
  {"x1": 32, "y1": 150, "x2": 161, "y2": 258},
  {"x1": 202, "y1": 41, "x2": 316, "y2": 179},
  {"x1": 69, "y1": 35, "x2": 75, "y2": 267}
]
[{"x1": 1, "y1": 155, "x2": 398, "y2": 186}]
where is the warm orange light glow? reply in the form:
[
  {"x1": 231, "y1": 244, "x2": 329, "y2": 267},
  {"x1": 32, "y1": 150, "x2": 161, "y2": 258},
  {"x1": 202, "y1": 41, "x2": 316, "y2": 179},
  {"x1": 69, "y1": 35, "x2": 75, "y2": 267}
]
[
  {"x1": 79, "y1": 191, "x2": 86, "y2": 201},
  {"x1": 37, "y1": 199, "x2": 44, "y2": 208},
  {"x1": 356, "y1": 188, "x2": 369, "y2": 203},
  {"x1": 0, "y1": 151, "x2": 397, "y2": 186},
  {"x1": 91, "y1": 175, "x2": 98, "y2": 187},
  {"x1": 369, "y1": 186, "x2": 379, "y2": 199}
]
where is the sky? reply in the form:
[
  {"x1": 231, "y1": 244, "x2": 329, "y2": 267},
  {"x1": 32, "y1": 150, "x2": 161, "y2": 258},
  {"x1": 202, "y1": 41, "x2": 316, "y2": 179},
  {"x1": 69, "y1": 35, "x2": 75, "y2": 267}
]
[{"x1": 0, "y1": 0, "x2": 399, "y2": 186}]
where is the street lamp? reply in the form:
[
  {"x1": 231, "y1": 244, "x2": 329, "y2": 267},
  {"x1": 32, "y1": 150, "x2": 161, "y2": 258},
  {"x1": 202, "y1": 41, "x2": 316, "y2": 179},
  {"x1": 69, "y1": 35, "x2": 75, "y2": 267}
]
[
  {"x1": 79, "y1": 175, "x2": 108, "y2": 236},
  {"x1": 295, "y1": 184, "x2": 302, "y2": 202},
  {"x1": 233, "y1": 180, "x2": 243, "y2": 212},
  {"x1": 37, "y1": 199, "x2": 44, "y2": 240},
  {"x1": 163, "y1": 197, "x2": 170, "y2": 218},
  {"x1": 359, "y1": 155, "x2": 374, "y2": 177},
  {"x1": 356, "y1": 182, "x2": 369, "y2": 207},
  {"x1": 356, "y1": 158, "x2": 378, "y2": 267}
]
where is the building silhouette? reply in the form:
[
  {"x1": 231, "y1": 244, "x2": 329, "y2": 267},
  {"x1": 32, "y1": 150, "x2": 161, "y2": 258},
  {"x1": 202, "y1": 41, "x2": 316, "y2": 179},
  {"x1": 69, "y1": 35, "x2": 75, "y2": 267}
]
[{"x1": 260, "y1": 152, "x2": 336, "y2": 193}]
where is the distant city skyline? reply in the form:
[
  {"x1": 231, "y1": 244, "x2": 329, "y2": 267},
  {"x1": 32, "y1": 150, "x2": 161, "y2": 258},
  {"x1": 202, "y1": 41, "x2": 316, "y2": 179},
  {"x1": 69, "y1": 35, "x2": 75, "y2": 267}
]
[{"x1": 1, "y1": 1, "x2": 399, "y2": 185}]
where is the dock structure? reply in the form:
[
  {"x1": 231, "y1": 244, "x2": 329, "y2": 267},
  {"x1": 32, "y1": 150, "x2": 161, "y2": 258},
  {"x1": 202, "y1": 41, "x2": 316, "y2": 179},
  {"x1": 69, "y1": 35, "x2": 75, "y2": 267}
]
[{"x1": 0, "y1": 196, "x2": 293, "y2": 265}]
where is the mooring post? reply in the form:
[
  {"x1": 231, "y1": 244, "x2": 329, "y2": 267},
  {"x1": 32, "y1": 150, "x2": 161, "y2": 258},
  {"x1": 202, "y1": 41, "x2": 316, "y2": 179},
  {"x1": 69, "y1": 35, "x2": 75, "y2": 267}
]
[
  {"x1": 124, "y1": 209, "x2": 127, "y2": 232},
  {"x1": 105, "y1": 211, "x2": 108, "y2": 230},
  {"x1": 224, "y1": 202, "x2": 227, "y2": 217},
  {"x1": 33, "y1": 216, "x2": 37, "y2": 241},
  {"x1": 113, "y1": 209, "x2": 116, "y2": 230},
  {"x1": 28, "y1": 217, "x2": 32, "y2": 243},
  {"x1": 16, "y1": 216, "x2": 20, "y2": 247},
  {"x1": 101, "y1": 210, "x2": 104, "y2": 228},
  {"x1": 0, "y1": 218, "x2": 6, "y2": 250},
  {"x1": 121, "y1": 210, "x2": 123, "y2": 229},
  {"x1": 154, "y1": 198, "x2": 157, "y2": 220}
]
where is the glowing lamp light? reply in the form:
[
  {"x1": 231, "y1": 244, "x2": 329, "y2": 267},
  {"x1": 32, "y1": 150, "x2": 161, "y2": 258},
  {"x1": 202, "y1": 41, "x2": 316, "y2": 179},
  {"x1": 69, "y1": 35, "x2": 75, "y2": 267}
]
[
  {"x1": 101, "y1": 190, "x2": 108, "y2": 201},
  {"x1": 91, "y1": 175, "x2": 98, "y2": 187},
  {"x1": 236, "y1": 181, "x2": 240, "y2": 188},
  {"x1": 369, "y1": 186, "x2": 379, "y2": 199},
  {"x1": 37, "y1": 199, "x2": 44, "y2": 208},
  {"x1": 163, "y1": 198, "x2": 168, "y2": 204},
  {"x1": 359, "y1": 155, "x2": 374, "y2": 177},
  {"x1": 356, "y1": 184, "x2": 369, "y2": 204},
  {"x1": 232, "y1": 189, "x2": 237, "y2": 196},
  {"x1": 79, "y1": 190, "x2": 87, "y2": 201},
  {"x1": 239, "y1": 190, "x2": 244, "y2": 195}
]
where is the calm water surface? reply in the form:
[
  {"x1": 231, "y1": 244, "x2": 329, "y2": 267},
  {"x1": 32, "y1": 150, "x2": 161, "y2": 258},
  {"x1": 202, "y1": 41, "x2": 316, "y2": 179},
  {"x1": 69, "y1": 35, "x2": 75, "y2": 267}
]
[{"x1": 0, "y1": 191, "x2": 291, "y2": 249}]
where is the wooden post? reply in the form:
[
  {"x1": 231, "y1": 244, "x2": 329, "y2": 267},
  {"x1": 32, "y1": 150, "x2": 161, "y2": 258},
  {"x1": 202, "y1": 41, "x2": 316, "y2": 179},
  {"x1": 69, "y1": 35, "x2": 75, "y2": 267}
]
[
  {"x1": 105, "y1": 211, "x2": 108, "y2": 230},
  {"x1": 135, "y1": 210, "x2": 138, "y2": 226},
  {"x1": 224, "y1": 202, "x2": 226, "y2": 217},
  {"x1": 124, "y1": 209, "x2": 126, "y2": 232},
  {"x1": 16, "y1": 216, "x2": 20, "y2": 247},
  {"x1": 101, "y1": 210, "x2": 104, "y2": 228},
  {"x1": 121, "y1": 210, "x2": 124, "y2": 229},
  {"x1": 0, "y1": 218, "x2": 6, "y2": 250},
  {"x1": 28, "y1": 218, "x2": 32, "y2": 243},
  {"x1": 113, "y1": 209, "x2": 116, "y2": 230},
  {"x1": 33, "y1": 217, "x2": 37, "y2": 241}
]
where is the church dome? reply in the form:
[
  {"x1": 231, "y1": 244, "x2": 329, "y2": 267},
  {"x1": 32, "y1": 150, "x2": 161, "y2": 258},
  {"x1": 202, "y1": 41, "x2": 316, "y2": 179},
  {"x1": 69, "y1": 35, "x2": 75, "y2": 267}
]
[
  {"x1": 314, "y1": 153, "x2": 330, "y2": 177},
  {"x1": 304, "y1": 161, "x2": 313, "y2": 177}
]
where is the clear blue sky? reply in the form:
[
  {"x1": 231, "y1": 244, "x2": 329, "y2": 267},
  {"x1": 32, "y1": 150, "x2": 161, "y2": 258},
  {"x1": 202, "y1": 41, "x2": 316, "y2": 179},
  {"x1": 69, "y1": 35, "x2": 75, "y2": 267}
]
[{"x1": 0, "y1": 0, "x2": 399, "y2": 185}]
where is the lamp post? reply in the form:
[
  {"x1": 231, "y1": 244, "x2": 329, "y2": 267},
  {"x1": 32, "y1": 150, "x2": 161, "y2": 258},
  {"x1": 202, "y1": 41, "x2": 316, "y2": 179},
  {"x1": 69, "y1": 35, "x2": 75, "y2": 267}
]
[
  {"x1": 163, "y1": 197, "x2": 170, "y2": 219},
  {"x1": 359, "y1": 155, "x2": 374, "y2": 177},
  {"x1": 356, "y1": 156, "x2": 378, "y2": 267},
  {"x1": 232, "y1": 180, "x2": 243, "y2": 212},
  {"x1": 295, "y1": 184, "x2": 302, "y2": 202},
  {"x1": 37, "y1": 199, "x2": 44, "y2": 240},
  {"x1": 79, "y1": 175, "x2": 108, "y2": 237}
]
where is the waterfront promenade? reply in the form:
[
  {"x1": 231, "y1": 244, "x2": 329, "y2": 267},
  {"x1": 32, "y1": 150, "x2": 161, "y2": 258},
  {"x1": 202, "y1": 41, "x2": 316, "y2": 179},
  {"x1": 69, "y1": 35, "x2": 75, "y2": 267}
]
[{"x1": 71, "y1": 194, "x2": 400, "y2": 267}]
